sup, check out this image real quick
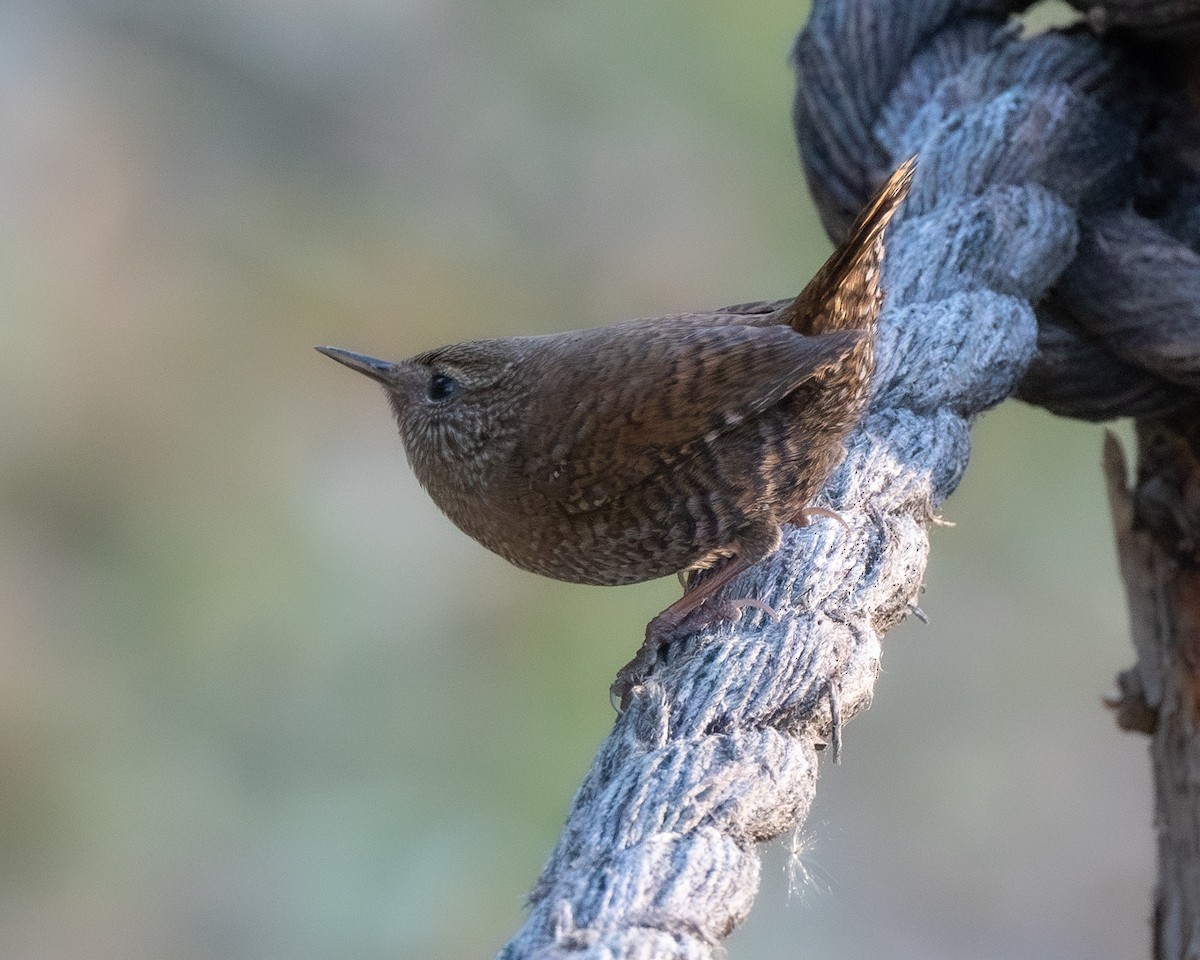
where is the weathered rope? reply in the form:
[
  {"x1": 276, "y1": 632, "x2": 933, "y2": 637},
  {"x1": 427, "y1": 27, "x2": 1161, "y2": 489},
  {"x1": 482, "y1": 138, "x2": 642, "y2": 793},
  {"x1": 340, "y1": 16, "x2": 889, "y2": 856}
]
[{"x1": 497, "y1": 2, "x2": 1200, "y2": 957}]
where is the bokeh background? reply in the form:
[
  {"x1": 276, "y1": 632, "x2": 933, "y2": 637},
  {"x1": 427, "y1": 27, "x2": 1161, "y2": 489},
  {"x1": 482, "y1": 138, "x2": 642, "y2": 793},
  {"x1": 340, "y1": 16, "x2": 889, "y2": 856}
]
[{"x1": 0, "y1": 1, "x2": 1153, "y2": 958}]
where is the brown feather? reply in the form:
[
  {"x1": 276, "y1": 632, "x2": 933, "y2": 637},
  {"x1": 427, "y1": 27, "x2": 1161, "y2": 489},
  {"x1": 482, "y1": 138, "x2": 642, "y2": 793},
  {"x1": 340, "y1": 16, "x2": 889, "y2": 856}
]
[
  {"x1": 779, "y1": 155, "x2": 915, "y2": 335},
  {"x1": 513, "y1": 322, "x2": 865, "y2": 510}
]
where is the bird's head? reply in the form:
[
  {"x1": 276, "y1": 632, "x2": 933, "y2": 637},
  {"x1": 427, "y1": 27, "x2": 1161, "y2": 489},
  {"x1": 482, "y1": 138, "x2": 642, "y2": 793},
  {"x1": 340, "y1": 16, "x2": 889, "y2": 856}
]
[{"x1": 315, "y1": 341, "x2": 526, "y2": 495}]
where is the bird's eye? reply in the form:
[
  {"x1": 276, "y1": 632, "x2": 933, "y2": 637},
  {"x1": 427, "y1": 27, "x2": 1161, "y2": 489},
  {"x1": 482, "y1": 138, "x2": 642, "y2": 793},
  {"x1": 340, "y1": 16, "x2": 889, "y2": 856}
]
[{"x1": 427, "y1": 372, "x2": 460, "y2": 401}]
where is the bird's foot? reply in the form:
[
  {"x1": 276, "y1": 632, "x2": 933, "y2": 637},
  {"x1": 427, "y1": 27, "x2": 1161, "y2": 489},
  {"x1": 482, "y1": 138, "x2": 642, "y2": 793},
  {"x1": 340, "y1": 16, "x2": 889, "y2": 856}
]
[
  {"x1": 609, "y1": 592, "x2": 779, "y2": 711},
  {"x1": 716, "y1": 596, "x2": 780, "y2": 623},
  {"x1": 610, "y1": 607, "x2": 691, "y2": 710},
  {"x1": 790, "y1": 505, "x2": 849, "y2": 531}
]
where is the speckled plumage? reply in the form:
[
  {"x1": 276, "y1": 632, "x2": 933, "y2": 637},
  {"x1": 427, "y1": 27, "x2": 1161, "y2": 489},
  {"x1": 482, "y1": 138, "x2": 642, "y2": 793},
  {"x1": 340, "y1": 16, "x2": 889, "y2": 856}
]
[{"x1": 318, "y1": 159, "x2": 912, "y2": 612}]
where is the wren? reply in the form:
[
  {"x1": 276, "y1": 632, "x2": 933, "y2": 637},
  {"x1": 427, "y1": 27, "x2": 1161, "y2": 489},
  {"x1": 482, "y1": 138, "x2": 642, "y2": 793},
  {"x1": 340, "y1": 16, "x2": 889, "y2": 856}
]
[{"x1": 318, "y1": 158, "x2": 913, "y2": 697}]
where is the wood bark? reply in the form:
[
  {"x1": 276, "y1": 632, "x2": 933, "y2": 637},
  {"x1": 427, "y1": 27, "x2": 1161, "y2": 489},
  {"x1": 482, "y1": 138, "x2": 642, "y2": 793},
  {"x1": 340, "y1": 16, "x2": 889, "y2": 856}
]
[
  {"x1": 1105, "y1": 419, "x2": 1200, "y2": 960},
  {"x1": 1065, "y1": 0, "x2": 1200, "y2": 41}
]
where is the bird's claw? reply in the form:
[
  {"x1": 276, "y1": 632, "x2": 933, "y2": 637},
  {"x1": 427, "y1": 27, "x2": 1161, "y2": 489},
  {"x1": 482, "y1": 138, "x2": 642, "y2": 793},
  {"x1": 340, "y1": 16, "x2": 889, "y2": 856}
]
[
  {"x1": 791, "y1": 505, "x2": 849, "y2": 531},
  {"x1": 609, "y1": 595, "x2": 779, "y2": 711},
  {"x1": 609, "y1": 609, "x2": 686, "y2": 710},
  {"x1": 718, "y1": 596, "x2": 780, "y2": 622}
]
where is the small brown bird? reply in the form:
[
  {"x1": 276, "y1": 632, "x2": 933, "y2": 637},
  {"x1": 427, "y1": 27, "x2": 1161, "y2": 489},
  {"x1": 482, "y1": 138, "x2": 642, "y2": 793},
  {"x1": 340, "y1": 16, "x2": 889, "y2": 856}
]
[{"x1": 318, "y1": 158, "x2": 913, "y2": 695}]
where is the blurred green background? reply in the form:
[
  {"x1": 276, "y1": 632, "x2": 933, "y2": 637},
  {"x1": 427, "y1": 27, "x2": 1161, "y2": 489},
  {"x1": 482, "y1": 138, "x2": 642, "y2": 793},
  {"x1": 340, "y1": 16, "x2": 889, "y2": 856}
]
[{"x1": 0, "y1": 1, "x2": 1152, "y2": 958}]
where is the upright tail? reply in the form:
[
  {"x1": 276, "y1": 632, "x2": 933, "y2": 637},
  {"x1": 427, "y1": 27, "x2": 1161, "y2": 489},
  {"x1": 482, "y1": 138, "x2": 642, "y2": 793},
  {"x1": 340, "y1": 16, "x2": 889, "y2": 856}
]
[{"x1": 781, "y1": 156, "x2": 916, "y2": 335}]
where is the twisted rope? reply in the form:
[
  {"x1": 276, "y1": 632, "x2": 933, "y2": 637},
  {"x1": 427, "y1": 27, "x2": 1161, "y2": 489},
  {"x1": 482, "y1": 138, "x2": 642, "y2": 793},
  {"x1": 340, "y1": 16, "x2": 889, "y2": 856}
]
[{"x1": 498, "y1": 2, "x2": 1200, "y2": 957}]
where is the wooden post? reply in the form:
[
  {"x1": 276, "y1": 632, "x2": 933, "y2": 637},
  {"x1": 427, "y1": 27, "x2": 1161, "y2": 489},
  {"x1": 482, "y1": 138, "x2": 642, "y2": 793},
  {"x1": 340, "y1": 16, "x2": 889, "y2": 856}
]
[{"x1": 1105, "y1": 420, "x2": 1200, "y2": 960}]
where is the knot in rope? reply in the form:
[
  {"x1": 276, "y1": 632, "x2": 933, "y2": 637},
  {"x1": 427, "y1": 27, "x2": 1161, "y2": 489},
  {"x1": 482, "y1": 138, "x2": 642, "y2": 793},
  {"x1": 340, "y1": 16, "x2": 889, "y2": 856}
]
[{"x1": 795, "y1": 0, "x2": 1200, "y2": 421}]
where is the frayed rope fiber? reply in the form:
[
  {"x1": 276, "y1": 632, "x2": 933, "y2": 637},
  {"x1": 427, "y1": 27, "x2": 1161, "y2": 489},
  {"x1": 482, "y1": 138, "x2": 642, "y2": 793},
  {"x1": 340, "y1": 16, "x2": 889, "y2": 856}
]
[{"x1": 498, "y1": 2, "x2": 1200, "y2": 957}]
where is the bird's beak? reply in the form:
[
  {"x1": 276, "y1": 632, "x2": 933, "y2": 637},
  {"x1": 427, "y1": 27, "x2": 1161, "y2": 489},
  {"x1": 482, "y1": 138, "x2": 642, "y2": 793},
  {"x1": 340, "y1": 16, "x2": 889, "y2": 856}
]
[{"x1": 315, "y1": 346, "x2": 399, "y2": 386}]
